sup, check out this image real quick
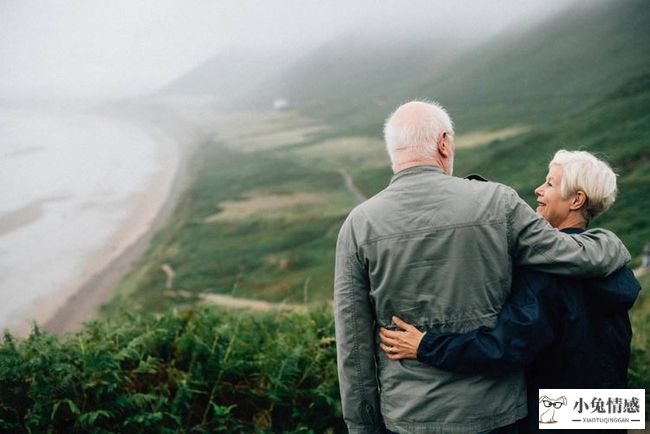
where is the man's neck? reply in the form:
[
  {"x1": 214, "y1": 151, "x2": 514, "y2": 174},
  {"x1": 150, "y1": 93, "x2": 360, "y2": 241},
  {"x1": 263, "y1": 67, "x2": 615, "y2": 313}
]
[{"x1": 393, "y1": 159, "x2": 442, "y2": 174}]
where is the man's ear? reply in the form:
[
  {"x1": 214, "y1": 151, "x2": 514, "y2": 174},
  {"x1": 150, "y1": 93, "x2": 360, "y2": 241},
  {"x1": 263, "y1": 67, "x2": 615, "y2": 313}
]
[
  {"x1": 437, "y1": 132, "x2": 451, "y2": 158},
  {"x1": 570, "y1": 190, "x2": 587, "y2": 211}
]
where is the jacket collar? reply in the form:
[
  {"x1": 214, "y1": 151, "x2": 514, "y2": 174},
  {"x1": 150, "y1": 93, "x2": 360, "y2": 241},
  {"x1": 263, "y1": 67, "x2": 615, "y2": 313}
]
[
  {"x1": 560, "y1": 227, "x2": 585, "y2": 235},
  {"x1": 390, "y1": 165, "x2": 444, "y2": 185}
]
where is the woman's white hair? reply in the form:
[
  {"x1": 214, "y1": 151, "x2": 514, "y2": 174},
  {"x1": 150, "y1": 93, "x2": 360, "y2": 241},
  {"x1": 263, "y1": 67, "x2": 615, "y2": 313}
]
[
  {"x1": 384, "y1": 100, "x2": 454, "y2": 164},
  {"x1": 550, "y1": 149, "x2": 617, "y2": 222}
]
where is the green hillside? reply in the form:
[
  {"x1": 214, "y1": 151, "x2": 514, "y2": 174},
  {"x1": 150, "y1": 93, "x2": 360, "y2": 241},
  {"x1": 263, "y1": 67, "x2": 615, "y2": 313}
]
[
  {"x1": 103, "y1": 70, "x2": 650, "y2": 317},
  {"x1": 111, "y1": 0, "x2": 650, "y2": 310},
  {"x1": 245, "y1": 0, "x2": 650, "y2": 134},
  {"x1": 427, "y1": 0, "x2": 650, "y2": 130}
]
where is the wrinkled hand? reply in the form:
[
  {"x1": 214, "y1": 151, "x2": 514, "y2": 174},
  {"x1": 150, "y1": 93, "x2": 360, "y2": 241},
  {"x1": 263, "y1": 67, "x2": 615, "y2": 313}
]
[{"x1": 379, "y1": 316, "x2": 425, "y2": 360}]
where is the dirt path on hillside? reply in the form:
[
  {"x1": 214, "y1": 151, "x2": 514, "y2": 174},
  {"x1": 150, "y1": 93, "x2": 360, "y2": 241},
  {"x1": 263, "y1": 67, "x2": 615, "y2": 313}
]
[
  {"x1": 339, "y1": 168, "x2": 367, "y2": 203},
  {"x1": 199, "y1": 293, "x2": 306, "y2": 312}
]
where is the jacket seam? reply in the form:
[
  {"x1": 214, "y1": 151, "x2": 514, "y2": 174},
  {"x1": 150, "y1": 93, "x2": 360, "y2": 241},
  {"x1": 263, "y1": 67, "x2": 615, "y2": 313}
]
[
  {"x1": 347, "y1": 254, "x2": 365, "y2": 423},
  {"x1": 383, "y1": 399, "x2": 527, "y2": 430},
  {"x1": 357, "y1": 219, "x2": 507, "y2": 249},
  {"x1": 344, "y1": 252, "x2": 379, "y2": 426}
]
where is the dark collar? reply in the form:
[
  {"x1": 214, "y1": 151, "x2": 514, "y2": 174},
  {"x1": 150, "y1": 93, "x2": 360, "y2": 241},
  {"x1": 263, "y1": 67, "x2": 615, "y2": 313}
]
[{"x1": 560, "y1": 227, "x2": 586, "y2": 234}]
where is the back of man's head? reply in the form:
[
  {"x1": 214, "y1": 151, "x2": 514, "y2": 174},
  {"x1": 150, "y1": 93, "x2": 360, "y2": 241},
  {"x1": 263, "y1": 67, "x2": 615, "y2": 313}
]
[{"x1": 384, "y1": 100, "x2": 455, "y2": 170}]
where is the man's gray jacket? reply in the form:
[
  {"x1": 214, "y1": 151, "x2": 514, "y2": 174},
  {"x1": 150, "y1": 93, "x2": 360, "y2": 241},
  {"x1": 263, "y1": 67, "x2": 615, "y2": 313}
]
[{"x1": 334, "y1": 165, "x2": 630, "y2": 434}]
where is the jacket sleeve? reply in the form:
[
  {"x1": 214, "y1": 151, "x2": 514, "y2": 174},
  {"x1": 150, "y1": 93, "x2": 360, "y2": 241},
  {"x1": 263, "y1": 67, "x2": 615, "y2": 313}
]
[
  {"x1": 587, "y1": 266, "x2": 641, "y2": 309},
  {"x1": 504, "y1": 186, "x2": 630, "y2": 276},
  {"x1": 334, "y1": 216, "x2": 383, "y2": 434},
  {"x1": 416, "y1": 272, "x2": 556, "y2": 375}
]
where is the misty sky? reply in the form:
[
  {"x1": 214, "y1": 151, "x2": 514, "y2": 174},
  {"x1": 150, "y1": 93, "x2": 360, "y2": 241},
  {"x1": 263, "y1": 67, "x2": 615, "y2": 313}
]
[{"x1": 0, "y1": 0, "x2": 581, "y2": 100}]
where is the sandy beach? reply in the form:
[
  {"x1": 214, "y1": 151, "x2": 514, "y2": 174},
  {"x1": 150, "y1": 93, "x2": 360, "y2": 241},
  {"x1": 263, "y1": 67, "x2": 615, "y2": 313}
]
[
  {"x1": 39, "y1": 138, "x2": 187, "y2": 336},
  {"x1": 0, "y1": 101, "x2": 210, "y2": 338}
]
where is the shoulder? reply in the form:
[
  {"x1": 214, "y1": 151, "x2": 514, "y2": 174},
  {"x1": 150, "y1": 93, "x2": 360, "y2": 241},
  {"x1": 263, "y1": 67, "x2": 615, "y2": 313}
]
[
  {"x1": 344, "y1": 186, "x2": 393, "y2": 222},
  {"x1": 459, "y1": 173, "x2": 518, "y2": 196},
  {"x1": 460, "y1": 178, "x2": 523, "y2": 211},
  {"x1": 337, "y1": 199, "x2": 375, "y2": 246}
]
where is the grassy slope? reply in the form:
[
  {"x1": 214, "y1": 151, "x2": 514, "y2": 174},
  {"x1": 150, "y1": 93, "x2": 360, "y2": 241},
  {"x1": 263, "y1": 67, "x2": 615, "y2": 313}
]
[
  {"x1": 106, "y1": 71, "x2": 649, "y2": 315},
  {"x1": 106, "y1": 138, "x2": 356, "y2": 313},
  {"x1": 105, "y1": 108, "x2": 379, "y2": 313},
  {"x1": 233, "y1": 0, "x2": 650, "y2": 135},
  {"x1": 426, "y1": 0, "x2": 650, "y2": 130},
  {"x1": 629, "y1": 271, "x2": 650, "y2": 404}
]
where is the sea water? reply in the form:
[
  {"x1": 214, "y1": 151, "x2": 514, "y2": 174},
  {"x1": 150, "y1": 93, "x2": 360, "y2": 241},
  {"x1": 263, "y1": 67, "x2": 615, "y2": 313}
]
[{"x1": 0, "y1": 105, "x2": 171, "y2": 332}]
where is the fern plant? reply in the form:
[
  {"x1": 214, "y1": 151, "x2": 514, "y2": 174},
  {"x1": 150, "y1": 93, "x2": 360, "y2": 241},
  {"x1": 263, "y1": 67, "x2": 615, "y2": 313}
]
[{"x1": 0, "y1": 306, "x2": 343, "y2": 433}]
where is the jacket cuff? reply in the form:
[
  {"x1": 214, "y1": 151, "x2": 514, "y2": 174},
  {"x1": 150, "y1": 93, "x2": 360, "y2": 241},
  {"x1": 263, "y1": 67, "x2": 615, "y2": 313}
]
[{"x1": 416, "y1": 330, "x2": 436, "y2": 362}]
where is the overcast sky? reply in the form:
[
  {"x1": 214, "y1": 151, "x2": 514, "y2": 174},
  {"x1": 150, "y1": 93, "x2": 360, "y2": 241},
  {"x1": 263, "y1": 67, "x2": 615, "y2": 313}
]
[{"x1": 0, "y1": 0, "x2": 581, "y2": 100}]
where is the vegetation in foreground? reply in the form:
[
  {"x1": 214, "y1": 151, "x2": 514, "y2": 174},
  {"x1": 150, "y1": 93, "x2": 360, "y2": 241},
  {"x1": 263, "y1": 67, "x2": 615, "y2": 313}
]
[
  {"x1": 629, "y1": 272, "x2": 650, "y2": 408},
  {"x1": 0, "y1": 307, "x2": 341, "y2": 433},
  {"x1": 2, "y1": 275, "x2": 648, "y2": 432}
]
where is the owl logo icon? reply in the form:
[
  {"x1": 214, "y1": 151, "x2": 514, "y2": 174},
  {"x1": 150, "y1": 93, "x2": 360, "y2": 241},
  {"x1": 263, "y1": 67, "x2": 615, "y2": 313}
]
[{"x1": 538, "y1": 395, "x2": 567, "y2": 424}]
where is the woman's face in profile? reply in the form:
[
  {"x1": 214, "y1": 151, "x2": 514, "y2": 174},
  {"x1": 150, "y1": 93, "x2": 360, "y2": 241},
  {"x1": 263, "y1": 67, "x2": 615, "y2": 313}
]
[{"x1": 534, "y1": 164, "x2": 573, "y2": 228}]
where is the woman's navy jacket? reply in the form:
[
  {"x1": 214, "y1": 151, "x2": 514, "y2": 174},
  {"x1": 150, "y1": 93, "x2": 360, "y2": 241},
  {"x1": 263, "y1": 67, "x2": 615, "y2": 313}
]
[{"x1": 417, "y1": 228, "x2": 641, "y2": 431}]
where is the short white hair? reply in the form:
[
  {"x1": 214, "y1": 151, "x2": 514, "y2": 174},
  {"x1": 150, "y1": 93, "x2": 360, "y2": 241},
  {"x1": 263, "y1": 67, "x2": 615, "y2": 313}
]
[
  {"x1": 550, "y1": 150, "x2": 617, "y2": 221},
  {"x1": 384, "y1": 100, "x2": 454, "y2": 164}
]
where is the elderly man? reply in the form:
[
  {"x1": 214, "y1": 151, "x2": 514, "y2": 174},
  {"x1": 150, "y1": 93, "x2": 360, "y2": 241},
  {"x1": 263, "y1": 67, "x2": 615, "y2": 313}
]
[{"x1": 333, "y1": 101, "x2": 631, "y2": 434}]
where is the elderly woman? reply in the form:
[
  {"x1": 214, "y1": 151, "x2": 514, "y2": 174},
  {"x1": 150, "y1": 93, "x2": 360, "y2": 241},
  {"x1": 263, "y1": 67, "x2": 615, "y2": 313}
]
[{"x1": 379, "y1": 150, "x2": 640, "y2": 433}]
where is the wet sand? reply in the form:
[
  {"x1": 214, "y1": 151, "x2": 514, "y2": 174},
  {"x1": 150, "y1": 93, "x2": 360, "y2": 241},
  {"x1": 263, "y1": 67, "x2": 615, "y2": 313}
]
[
  {"x1": 11, "y1": 132, "x2": 196, "y2": 338},
  {"x1": 38, "y1": 138, "x2": 196, "y2": 337}
]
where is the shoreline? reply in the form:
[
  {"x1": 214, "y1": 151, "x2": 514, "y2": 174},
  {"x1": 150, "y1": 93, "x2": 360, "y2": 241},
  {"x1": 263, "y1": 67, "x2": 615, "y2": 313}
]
[{"x1": 37, "y1": 121, "x2": 199, "y2": 337}]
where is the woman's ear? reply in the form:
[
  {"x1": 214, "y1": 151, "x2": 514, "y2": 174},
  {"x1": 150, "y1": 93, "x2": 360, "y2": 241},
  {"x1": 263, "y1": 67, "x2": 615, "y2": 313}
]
[{"x1": 570, "y1": 190, "x2": 587, "y2": 210}]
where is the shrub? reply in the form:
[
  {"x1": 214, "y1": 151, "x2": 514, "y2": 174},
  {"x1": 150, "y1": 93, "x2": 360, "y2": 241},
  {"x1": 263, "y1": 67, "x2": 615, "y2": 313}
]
[{"x1": 0, "y1": 307, "x2": 343, "y2": 433}]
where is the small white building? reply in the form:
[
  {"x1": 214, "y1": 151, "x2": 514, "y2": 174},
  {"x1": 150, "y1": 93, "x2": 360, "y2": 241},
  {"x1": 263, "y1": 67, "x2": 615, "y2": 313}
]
[{"x1": 273, "y1": 98, "x2": 290, "y2": 110}]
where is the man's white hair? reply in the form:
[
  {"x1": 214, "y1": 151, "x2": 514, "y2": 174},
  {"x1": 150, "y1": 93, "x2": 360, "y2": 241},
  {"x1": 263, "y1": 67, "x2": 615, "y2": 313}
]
[
  {"x1": 550, "y1": 149, "x2": 617, "y2": 222},
  {"x1": 384, "y1": 100, "x2": 454, "y2": 164}
]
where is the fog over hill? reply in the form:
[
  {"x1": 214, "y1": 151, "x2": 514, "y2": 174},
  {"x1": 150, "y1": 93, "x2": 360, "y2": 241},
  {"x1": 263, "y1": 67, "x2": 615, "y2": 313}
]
[
  {"x1": 164, "y1": 0, "x2": 650, "y2": 133},
  {"x1": 1, "y1": 0, "x2": 575, "y2": 101}
]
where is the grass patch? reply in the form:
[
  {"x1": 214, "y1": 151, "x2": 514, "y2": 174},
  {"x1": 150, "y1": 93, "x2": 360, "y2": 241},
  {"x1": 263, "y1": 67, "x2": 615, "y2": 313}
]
[{"x1": 629, "y1": 272, "x2": 650, "y2": 411}]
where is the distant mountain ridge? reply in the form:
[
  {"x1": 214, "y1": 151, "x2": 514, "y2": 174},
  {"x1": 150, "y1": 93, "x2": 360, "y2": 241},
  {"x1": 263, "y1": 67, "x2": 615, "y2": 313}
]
[
  {"x1": 163, "y1": 51, "x2": 289, "y2": 107},
  {"x1": 164, "y1": 0, "x2": 650, "y2": 134}
]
